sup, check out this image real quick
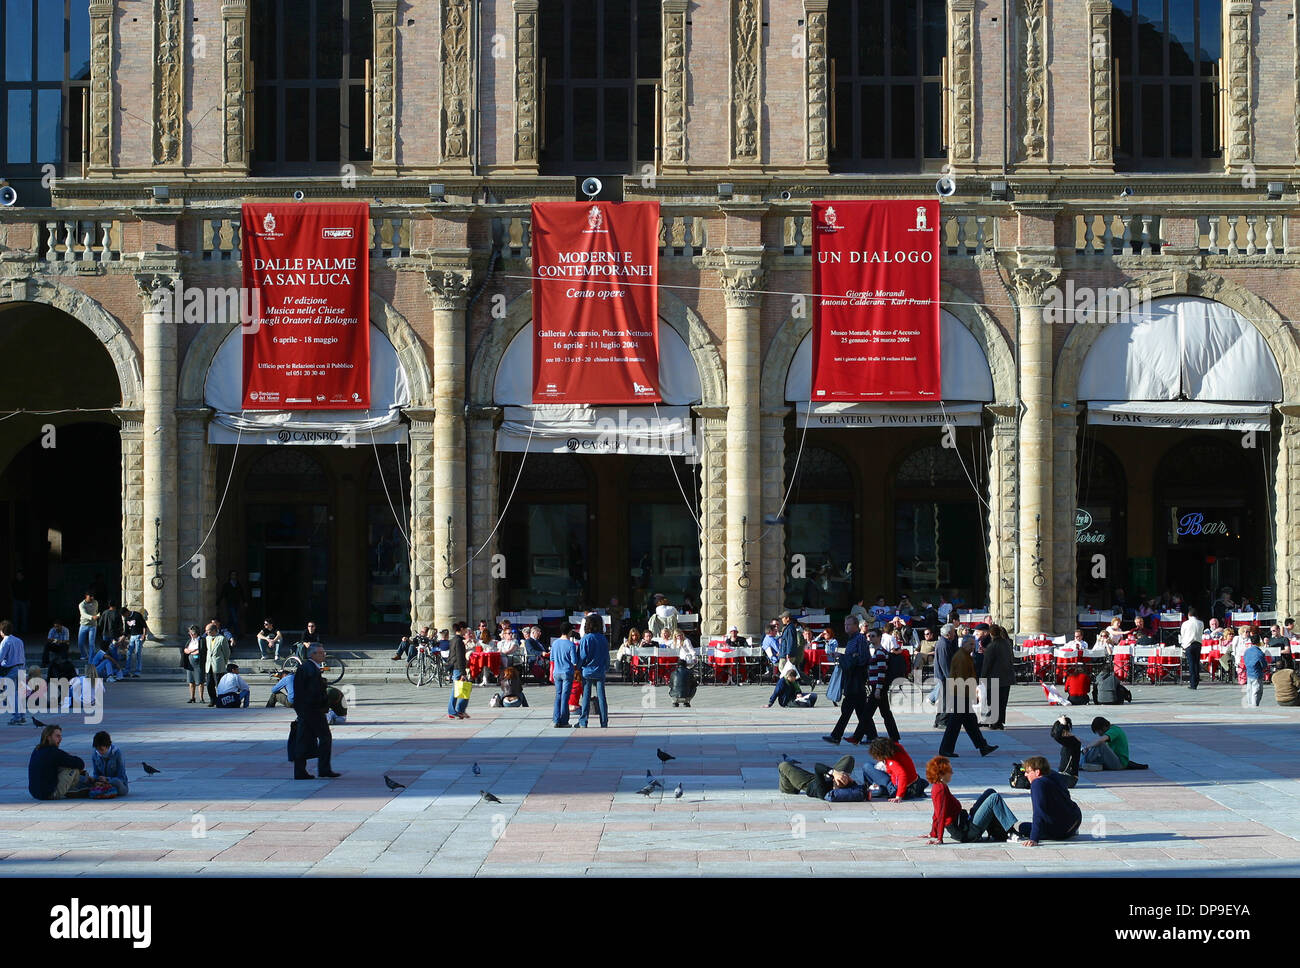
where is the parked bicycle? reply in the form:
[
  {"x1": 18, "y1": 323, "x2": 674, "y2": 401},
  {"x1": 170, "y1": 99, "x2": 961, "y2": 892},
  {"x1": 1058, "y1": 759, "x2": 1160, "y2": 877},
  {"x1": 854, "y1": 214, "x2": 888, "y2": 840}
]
[
  {"x1": 406, "y1": 640, "x2": 449, "y2": 687},
  {"x1": 266, "y1": 642, "x2": 346, "y2": 685}
]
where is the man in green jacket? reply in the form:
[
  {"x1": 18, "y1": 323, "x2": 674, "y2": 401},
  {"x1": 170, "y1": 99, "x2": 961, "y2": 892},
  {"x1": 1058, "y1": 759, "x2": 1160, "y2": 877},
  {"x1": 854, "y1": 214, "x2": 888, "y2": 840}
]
[{"x1": 203, "y1": 620, "x2": 233, "y2": 707}]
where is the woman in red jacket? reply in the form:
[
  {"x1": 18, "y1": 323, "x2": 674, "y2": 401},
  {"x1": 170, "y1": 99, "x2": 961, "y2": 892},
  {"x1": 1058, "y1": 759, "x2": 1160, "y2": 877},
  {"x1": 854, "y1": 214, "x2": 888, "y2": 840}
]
[
  {"x1": 924, "y1": 755, "x2": 1021, "y2": 844},
  {"x1": 861, "y1": 738, "x2": 927, "y2": 801}
]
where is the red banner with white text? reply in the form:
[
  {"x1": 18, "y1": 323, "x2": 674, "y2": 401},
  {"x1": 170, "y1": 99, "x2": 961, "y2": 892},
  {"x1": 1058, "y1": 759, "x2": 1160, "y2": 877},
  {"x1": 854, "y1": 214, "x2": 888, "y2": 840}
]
[
  {"x1": 241, "y1": 203, "x2": 370, "y2": 410},
  {"x1": 811, "y1": 200, "x2": 940, "y2": 401},
  {"x1": 531, "y1": 201, "x2": 660, "y2": 404}
]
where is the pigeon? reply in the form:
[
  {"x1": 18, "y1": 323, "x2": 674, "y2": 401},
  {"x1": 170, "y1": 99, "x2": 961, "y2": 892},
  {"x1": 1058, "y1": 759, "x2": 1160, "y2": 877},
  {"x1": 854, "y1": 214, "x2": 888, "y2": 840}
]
[
  {"x1": 636, "y1": 783, "x2": 656, "y2": 796},
  {"x1": 31, "y1": 716, "x2": 47, "y2": 727},
  {"x1": 384, "y1": 774, "x2": 406, "y2": 790},
  {"x1": 673, "y1": 783, "x2": 683, "y2": 799},
  {"x1": 782, "y1": 753, "x2": 801, "y2": 765},
  {"x1": 648, "y1": 778, "x2": 663, "y2": 790},
  {"x1": 472, "y1": 762, "x2": 481, "y2": 776},
  {"x1": 141, "y1": 762, "x2": 161, "y2": 775},
  {"x1": 481, "y1": 790, "x2": 502, "y2": 803},
  {"x1": 656, "y1": 748, "x2": 675, "y2": 764}
]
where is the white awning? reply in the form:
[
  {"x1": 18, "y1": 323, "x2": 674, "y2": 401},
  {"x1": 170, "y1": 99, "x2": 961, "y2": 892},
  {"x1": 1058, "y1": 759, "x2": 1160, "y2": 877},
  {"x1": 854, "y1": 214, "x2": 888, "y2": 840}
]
[
  {"x1": 204, "y1": 324, "x2": 410, "y2": 445},
  {"x1": 785, "y1": 309, "x2": 995, "y2": 403},
  {"x1": 493, "y1": 322, "x2": 702, "y2": 406},
  {"x1": 1085, "y1": 401, "x2": 1273, "y2": 431},
  {"x1": 497, "y1": 405, "x2": 695, "y2": 456},
  {"x1": 1078, "y1": 296, "x2": 1282, "y2": 403},
  {"x1": 795, "y1": 401, "x2": 984, "y2": 428}
]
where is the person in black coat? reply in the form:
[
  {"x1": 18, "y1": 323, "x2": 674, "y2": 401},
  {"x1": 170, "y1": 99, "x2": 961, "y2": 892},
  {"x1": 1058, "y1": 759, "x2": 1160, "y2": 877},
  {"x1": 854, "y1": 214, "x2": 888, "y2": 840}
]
[
  {"x1": 292, "y1": 644, "x2": 339, "y2": 779},
  {"x1": 823, "y1": 617, "x2": 869, "y2": 744}
]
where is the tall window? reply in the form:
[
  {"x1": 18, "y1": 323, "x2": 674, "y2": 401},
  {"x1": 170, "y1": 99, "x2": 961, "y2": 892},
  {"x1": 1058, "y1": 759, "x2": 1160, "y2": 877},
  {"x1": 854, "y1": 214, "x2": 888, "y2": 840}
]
[
  {"x1": 828, "y1": 0, "x2": 946, "y2": 171},
  {"x1": 1113, "y1": 0, "x2": 1221, "y2": 168},
  {"x1": 251, "y1": 0, "x2": 372, "y2": 171},
  {"x1": 0, "y1": 0, "x2": 90, "y2": 185},
  {"x1": 540, "y1": 0, "x2": 661, "y2": 175}
]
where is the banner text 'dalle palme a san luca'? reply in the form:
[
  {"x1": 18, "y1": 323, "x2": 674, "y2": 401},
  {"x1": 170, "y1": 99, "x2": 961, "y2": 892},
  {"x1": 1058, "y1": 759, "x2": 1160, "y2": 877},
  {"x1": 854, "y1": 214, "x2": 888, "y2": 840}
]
[
  {"x1": 240, "y1": 203, "x2": 371, "y2": 410},
  {"x1": 531, "y1": 201, "x2": 660, "y2": 405},
  {"x1": 811, "y1": 200, "x2": 941, "y2": 401}
]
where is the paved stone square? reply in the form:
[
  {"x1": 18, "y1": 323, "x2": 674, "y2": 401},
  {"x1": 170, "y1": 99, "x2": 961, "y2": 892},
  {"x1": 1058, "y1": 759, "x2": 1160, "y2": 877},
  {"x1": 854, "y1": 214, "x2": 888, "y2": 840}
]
[{"x1": 2, "y1": 673, "x2": 1299, "y2": 877}]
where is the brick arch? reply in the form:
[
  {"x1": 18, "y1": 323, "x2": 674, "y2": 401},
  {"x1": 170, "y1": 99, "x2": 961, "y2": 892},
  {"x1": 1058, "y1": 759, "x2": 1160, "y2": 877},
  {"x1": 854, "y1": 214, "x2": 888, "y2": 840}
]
[
  {"x1": 0, "y1": 279, "x2": 142, "y2": 409},
  {"x1": 759, "y1": 281, "x2": 1016, "y2": 410},
  {"x1": 468, "y1": 286, "x2": 726, "y2": 408}
]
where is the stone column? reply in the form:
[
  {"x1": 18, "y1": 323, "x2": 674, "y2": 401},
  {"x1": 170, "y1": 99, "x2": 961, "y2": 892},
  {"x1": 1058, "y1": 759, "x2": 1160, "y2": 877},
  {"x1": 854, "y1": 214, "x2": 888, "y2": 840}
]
[
  {"x1": 371, "y1": 0, "x2": 398, "y2": 168},
  {"x1": 512, "y1": 0, "x2": 540, "y2": 169},
  {"x1": 88, "y1": 0, "x2": 114, "y2": 171},
  {"x1": 803, "y1": 0, "x2": 829, "y2": 168},
  {"x1": 1274, "y1": 408, "x2": 1300, "y2": 621},
  {"x1": 427, "y1": 270, "x2": 471, "y2": 625},
  {"x1": 406, "y1": 410, "x2": 437, "y2": 629},
  {"x1": 1223, "y1": 0, "x2": 1254, "y2": 173},
  {"x1": 152, "y1": 0, "x2": 185, "y2": 166},
  {"x1": 1052, "y1": 404, "x2": 1082, "y2": 633},
  {"x1": 695, "y1": 408, "x2": 727, "y2": 637},
  {"x1": 721, "y1": 261, "x2": 765, "y2": 635},
  {"x1": 467, "y1": 408, "x2": 501, "y2": 623},
  {"x1": 135, "y1": 275, "x2": 179, "y2": 642},
  {"x1": 662, "y1": 0, "x2": 688, "y2": 167},
  {"x1": 760, "y1": 408, "x2": 790, "y2": 624},
  {"x1": 176, "y1": 408, "x2": 217, "y2": 628},
  {"x1": 221, "y1": 2, "x2": 249, "y2": 169},
  {"x1": 1013, "y1": 267, "x2": 1059, "y2": 636},
  {"x1": 116, "y1": 411, "x2": 145, "y2": 616},
  {"x1": 1085, "y1": 0, "x2": 1114, "y2": 170},
  {"x1": 986, "y1": 407, "x2": 1018, "y2": 624}
]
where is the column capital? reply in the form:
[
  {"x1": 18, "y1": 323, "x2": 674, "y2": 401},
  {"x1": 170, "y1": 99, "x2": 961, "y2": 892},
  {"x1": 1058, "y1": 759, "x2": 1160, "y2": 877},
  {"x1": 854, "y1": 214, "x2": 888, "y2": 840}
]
[
  {"x1": 693, "y1": 405, "x2": 728, "y2": 421},
  {"x1": 134, "y1": 272, "x2": 177, "y2": 311},
  {"x1": 1011, "y1": 266, "x2": 1061, "y2": 305},
  {"x1": 425, "y1": 267, "x2": 473, "y2": 310},
  {"x1": 720, "y1": 252, "x2": 766, "y2": 309}
]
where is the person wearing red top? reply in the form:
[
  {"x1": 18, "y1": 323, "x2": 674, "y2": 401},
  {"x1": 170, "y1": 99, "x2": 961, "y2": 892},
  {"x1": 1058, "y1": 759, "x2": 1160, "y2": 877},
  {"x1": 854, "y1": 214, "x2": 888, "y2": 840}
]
[
  {"x1": 1064, "y1": 668, "x2": 1091, "y2": 705},
  {"x1": 923, "y1": 755, "x2": 1021, "y2": 844},
  {"x1": 861, "y1": 738, "x2": 926, "y2": 801}
]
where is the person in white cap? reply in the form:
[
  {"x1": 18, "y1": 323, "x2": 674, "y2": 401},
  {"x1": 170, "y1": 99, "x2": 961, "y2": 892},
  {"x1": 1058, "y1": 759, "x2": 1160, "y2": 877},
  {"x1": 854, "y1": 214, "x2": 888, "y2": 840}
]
[{"x1": 724, "y1": 626, "x2": 748, "y2": 649}]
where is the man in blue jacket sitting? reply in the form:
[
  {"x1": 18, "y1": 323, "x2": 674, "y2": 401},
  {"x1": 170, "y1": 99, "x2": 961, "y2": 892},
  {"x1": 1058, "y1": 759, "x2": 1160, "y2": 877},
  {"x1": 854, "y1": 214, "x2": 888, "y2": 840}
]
[{"x1": 1016, "y1": 755, "x2": 1082, "y2": 847}]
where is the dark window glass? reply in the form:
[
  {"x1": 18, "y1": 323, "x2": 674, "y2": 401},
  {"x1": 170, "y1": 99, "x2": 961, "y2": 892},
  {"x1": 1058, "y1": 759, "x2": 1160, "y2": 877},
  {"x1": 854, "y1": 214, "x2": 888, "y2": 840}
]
[
  {"x1": 605, "y1": 86, "x2": 629, "y2": 159},
  {"x1": 890, "y1": 84, "x2": 916, "y2": 159},
  {"x1": 35, "y1": 86, "x2": 58, "y2": 158},
  {"x1": 69, "y1": 0, "x2": 89, "y2": 79},
  {"x1": 635, "y1": 82, "x2": 655, "y2": 160},
  {"x1": 5, "y1": 0, "x2": 33, "y2": 82},
  {"x1": 1140, "y1": 82, "x2": 1164, "y2": 157},
  {"x1": 7, "y1": 90, "x2": 31, "y2": 163},
  {"x1": 572, "y1": 86, "x2": 598, "y2": 158},
  {"x1": 283, "y1": 87, "x2": 310, "y2": 162},
  {"x1": 636, "y1": 0, "x2": 660, "y2": 76},
  {"x1": 315, "y1": 86, "x2": 340, "y2": 162},
  {"x1": 36, "y1": 0, "x2": 61, "y2": 81},
  {"x1": 1169, "y1": 84, "x2": 1192, "y2": 155}
]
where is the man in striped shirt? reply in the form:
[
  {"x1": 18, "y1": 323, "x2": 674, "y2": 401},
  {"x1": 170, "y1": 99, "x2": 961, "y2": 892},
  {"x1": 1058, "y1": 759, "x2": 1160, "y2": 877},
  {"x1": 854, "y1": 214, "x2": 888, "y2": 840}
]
[{"x1": 862, "y1": 629, "x2": 901, "y2": 743}]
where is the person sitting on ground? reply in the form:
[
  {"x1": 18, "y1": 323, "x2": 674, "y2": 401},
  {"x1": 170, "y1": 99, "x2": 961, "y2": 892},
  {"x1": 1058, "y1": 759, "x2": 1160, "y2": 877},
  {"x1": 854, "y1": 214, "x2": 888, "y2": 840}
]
[
  {"x1": 325, "y1": 685, "x2": 348, "y2": 724},
  {"x1": 90, "y1": 636, "x2": 123, "y2": 683},
  {"x1": 267, "y1": 669, "x2": 294, "y2": 708},
  {"x1": 1015, "y1": 755, "x2": 1082, "y2": 847},
  {"x1": 90, "y1": 730, "x2": 129, "y2": 798},
  {"x1": 1064, "y1": 666, "x2": 1091, "y2": 705},
  {"x1": 778, "y1": 754, "x2": 862, "y2": 800},
  {"x1": 766, "y1": 668, "x2": 817, "y2": 708},
  {"x1": 1049, "y1": 716, "x2": 1081, "y2": 788},
  {"x1": 28, "y1": 724, "x2": 89, "y2": 801},
  {"x1": 1272, "y1": 649, "x2": 1299, "y2": 706},
  {"x1": 924, "y1": 755, "x2": 1020, "y2": 844},
  {"x1": 862, "y1": 737, "x2": 926, "y2": 802},
  {"x1": 496, "y1": 665, "x2": 529, "y2": 708},
  {"x1": 1092, "y1": 663, "x2": 1132, "y2": 704},
  {"x1": 215, "y1": 662, "x2": 251, "y2": 708},
  {"x1": 1082, "y1": 716, "x2": 1147, "y2": 770}
]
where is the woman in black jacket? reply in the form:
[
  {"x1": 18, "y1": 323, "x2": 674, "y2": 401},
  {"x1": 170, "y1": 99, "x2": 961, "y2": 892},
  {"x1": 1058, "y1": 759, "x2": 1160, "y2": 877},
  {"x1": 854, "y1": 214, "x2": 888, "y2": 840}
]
[{"x1": 446, "y1": 630, "x2": 471, "y2": 719}]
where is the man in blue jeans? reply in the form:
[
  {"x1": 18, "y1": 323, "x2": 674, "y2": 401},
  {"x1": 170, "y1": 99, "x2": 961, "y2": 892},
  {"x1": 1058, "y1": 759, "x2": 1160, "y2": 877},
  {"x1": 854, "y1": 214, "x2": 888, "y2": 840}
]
[
  {"x1": 121, "y1": 604, "x2": 149, "y2": 679},
  {"x1": 551, "y1": 629, "x2": 578, "y2": 728},
  {"x1": 576, "y1": 615, "x2": 610, "y2": 728}
]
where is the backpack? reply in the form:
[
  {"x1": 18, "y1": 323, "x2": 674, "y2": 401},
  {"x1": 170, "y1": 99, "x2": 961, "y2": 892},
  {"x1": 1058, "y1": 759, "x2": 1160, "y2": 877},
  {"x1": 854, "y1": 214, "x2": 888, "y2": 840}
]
[{"x1": 886, "y1": 649, "x2": 911, "y2": 684}]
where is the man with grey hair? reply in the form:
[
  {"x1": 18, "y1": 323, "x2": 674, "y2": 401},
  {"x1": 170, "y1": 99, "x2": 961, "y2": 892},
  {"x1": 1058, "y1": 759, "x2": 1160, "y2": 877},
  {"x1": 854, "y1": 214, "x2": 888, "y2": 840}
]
[
  {"x1": 930, "y1": 623, "x2": 958, "y2": 728},
  {"x1": 822, "y1": 616, "x2": 868, "y2": 745},
  {"x1": 291, "y1": 643, "x2": 339, "y2": 779}
]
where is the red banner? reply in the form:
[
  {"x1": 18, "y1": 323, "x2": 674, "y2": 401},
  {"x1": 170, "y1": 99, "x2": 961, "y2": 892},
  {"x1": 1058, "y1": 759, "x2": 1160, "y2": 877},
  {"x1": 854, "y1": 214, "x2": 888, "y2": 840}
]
[
  {"x1": 241, "y1": 203, "x2": 370, "y2": 410},
  {"x1": 531, "y1": 201, "x2": 660, "y2": 404},
  {"x1": 811, "y1": 200, "x2": 941, "y2": 401}
]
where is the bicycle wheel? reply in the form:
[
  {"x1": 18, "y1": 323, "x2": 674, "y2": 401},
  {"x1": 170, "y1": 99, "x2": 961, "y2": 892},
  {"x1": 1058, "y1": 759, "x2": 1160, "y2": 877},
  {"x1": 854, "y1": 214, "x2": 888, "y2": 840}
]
[
  {"x1": 280, "y1": 655, "x2": 301, "y2": 675},
  {"x1": 405, "y1": 654, "x2": 423, "y2": 685},
  {"x1": 321, "y1": 656, "x2": 345, "y2": 685}
]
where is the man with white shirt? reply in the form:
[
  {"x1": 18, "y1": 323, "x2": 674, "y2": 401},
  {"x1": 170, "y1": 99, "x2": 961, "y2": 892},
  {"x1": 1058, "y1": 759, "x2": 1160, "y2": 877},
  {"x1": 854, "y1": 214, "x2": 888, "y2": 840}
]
[
  {"x1": 216, "y1": 663, "x2": 251, "y2": 708},
  {"x1": 497, "y1": 627, "x2": 521, "y2": 677},
  {"x1": 1179, "y1": 608, "x2": 1205, "y2": 690},
  {"x1": 0, "y1": 621, "x2": 27, "y2": 724}
]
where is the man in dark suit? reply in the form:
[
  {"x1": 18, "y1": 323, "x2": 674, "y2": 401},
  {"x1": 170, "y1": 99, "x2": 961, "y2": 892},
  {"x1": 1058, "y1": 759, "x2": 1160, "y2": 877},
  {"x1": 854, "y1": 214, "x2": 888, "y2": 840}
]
[
  {"x1": 822, "y1": 616, "x2": 868, "y2": 746},
  {"x1": 292, "y1": 644, "x2": 340, "y2": 779}
]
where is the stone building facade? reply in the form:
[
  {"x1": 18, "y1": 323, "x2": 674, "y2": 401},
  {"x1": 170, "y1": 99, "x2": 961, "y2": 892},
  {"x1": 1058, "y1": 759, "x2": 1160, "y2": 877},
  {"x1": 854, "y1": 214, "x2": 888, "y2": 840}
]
[{"x1": 1, "y1": 0, "x2": 1298, "y2": 647}]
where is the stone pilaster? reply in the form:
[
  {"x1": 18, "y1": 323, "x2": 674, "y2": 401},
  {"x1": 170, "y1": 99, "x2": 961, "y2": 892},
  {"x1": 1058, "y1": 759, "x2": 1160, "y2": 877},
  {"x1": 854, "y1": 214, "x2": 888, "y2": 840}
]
[
  {"x1": 152, "y1": 0, "x2": 184, "y2": 166},
  {"x1": 406, "y1": 411, "x2": 437, "y2": 629},
  {"x1": 116, "y1": 412, "x2": 145, "y2": 622},
  {"x1": 372, "y1": 0, "x2": 399, "y2": 167},
  {"x1": 1274, "y1": 408, "x2": 1300, "y2": 621},
  {"x1": 662, "y1": 0, "x2": 688, "y2": 167},
  {"x1": 803, "y1": 0, "x2": 829, "y2": 167},
  {"x1": 1086, "y1": 0, "x2": 1113, "y2": 168},
  {"x1": 136, "y1": 273, "x2": 179, "y2": 640},
  {"x1": 513, "y1": 0, "x2": 540, "y2": 169},
  {"x1": 440, "y1": 0, "x2": 475, "y2": 167},
  {"x1": 729, "y1": 0, "x2": 762, "y2": 163},
  {"x1": 695, "y1": 409, "x2": 727, "y2": 636},
  {"x1": 987, "y1": 407, "x2": 1017, "y2": 625},
  {"x1": 760, "y1": 409, "x2": 790, "y2": 624},
  {"x1": 1017, "y1": 0, "x2": 1047, "y2": 164},
  {"x1": 1224, "y1": 0, "x2": 1253, "y2": 172},
  {"x1": 1012, "y1": 267, "x2": 1059, "y2": 636},
  {"x1": 721, "y1": 256, "x2": 765, "y2": 634},
  {"x1": 221, "y1": 2, "x2": 249, "y2": 169},
  {"x1": 427, "y1": 268, "x2": 472, "y2": 625},
  {"x1": 1053, "y1": 405, "x2": 1081, "y2": 634},
  {"x1": 467, "y1": 409, "x2": 500, "y2": 624},
  {"x1": 176, "y1": 409, "x2": 216, "y2": 630},
  {"x1": 949, "y1": 0, "x2": 975, "y2": 164},
  {"x1": 88, "y1": 0, "x2": 114, "y2": 170}
]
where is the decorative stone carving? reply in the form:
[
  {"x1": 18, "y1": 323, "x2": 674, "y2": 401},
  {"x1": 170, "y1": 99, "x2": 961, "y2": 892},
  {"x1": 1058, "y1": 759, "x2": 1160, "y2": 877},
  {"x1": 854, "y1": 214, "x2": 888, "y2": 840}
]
[
  {"x1": 153, "y1": 0, "x2": 184, "y2": 165},
  {"x1": 988, "y1": 409, "x2": 1018, "y2": 623},
  {"x1": 1012, "y1": 266, "x2": 1060, "y2": 304},
  {"x1": 441, "y1": 0, "x2": 473, "y2": 164},
  {"x1": 222, "y1": 3, "x2": 248, "y2": 167},
  {"x1": 1018, "y1": 0, "x2": 1046, "y2": 162},
  {"x1": 426, "y1": 268, "x2": 472, "y2": 310},
  {"x1": 373, "y1": 1, "x2": 398, "y2": 166},
  {"x1": 118, "y1": 414, "x2": 145, "y2": 615},
  {"x1": 663, "y1": 0, "x2": 688, "y2": 165},
  {"x1": 801, "y1": 0, "x2": 828, "y2": 165},
  {"x1": 514, "y1": 0, "x2": 539, "y2": 166},
  {"x1": 696, "y1": 413, "x2": 727, "y2": 634},
  {"x1": 760, "y1": 411, "x2": 788, "y2": 622},
  {"x1": 721, "y1": 268, "x2": 766, "y2": 309},
  {"x1": 1224, "y1": 0, "x2": 1253, "y2": 168},
  {"x1": 1086, "y1": 0, "x2": 1111, "y2": 165},
  {"x1": 89, "y1": 0, "x2": 113, "y2": 170},
  {"x1": 950, "y1": 0, "x2": 975, "y2": 163},
  {"x1": 730, "y1": 0, "x2": 761, "y2": 162},
  {"x1": 407, "y1": 413, "x2": 438, "y2": 626}
]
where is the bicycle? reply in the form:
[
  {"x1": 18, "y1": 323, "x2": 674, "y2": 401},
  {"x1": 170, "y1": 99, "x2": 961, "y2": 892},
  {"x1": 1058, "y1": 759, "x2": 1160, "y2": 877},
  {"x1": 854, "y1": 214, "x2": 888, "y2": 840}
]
[
  {"x1": 405, "y1": 640, "x2": 448, "y2": 687},
  {"x1": 275, "y1": 643, "x2": 346, "y2": 685}
]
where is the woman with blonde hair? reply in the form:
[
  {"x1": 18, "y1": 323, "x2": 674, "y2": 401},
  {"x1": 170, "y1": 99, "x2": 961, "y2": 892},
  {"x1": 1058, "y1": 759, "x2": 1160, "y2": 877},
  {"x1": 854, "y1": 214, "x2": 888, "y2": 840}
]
[{"x1": 616, "y1": 627, "x2": 641, "y2": 681}]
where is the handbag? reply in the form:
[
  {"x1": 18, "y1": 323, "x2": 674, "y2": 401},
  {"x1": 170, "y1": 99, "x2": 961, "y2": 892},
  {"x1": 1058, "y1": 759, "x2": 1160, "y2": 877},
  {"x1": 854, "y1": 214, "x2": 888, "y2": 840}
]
[
  {"x1": 825, "y1": 664, "x2": 845, "y2": 704},
  {"x1": 453, "y1": 678, "x2": 473, "y2": 700}
]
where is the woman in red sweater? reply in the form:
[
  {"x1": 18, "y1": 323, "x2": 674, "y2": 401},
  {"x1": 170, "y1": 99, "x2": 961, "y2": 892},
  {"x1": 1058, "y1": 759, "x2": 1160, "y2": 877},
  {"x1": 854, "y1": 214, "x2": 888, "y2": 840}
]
[
  {"x1": 861, "y1": 738, "x2": 927, "y2": 801},
  {"x1": 924, "y1": 755, "x2": 1022, "y2": 844}
]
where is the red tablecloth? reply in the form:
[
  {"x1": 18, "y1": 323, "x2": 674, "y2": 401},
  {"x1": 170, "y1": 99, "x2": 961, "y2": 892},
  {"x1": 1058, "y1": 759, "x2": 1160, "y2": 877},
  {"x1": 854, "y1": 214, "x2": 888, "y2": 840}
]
[
  {"x1": 708, "y1": 651, "x2": 748, "y2": 683},
  {"x1": 1055, "y1": 651, "x2": 1083, "y2": 680},
  {"x1": 1148, "y1": 652, "x2": 1180, "y2": 682},
  {"x1": 631, "y1": 655, "x2": 678, "y2": 684},
  {"x1": 803, "y1": 647, "x2": 829, "y2": 676},
  {"x1": 468, "y1": 650, "x2": 503, "y2": 681}
]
